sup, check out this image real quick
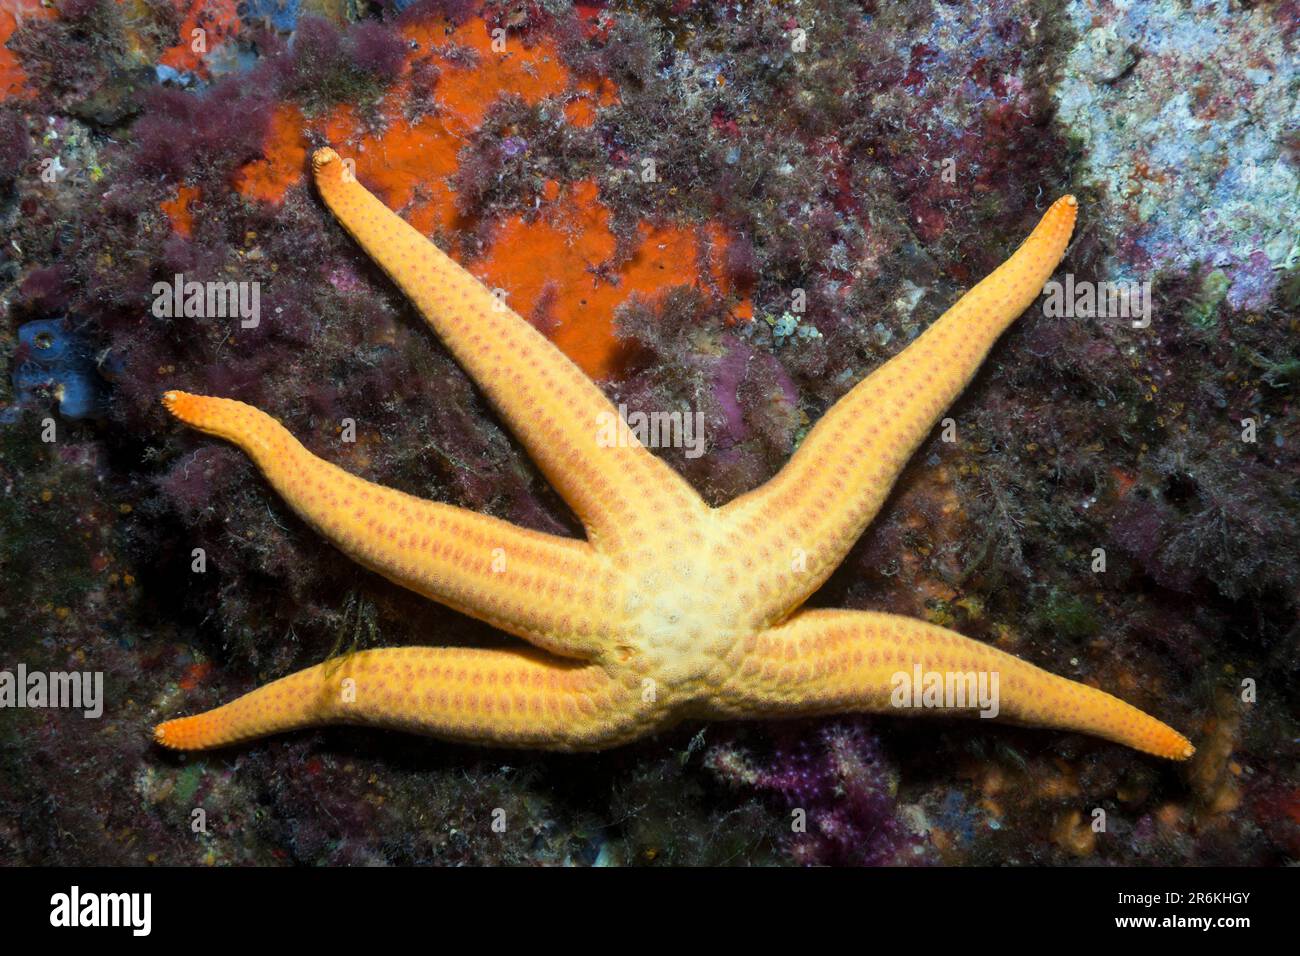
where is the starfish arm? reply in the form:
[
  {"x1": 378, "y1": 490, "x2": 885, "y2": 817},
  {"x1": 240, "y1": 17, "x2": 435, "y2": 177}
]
[
  {"x1": 163, "y1": 391, "x2": 622, "y2": 659},
  {"x1": 709, "y1": 609, "x2": 1194, "y2": 760},
  {"x1": 720, "y1": 197, "x2": 1079, "y2": 624},
  {"x1": 311, "y1": 147, "x2": 705, "y2": 552},
  {"x1": 154, "y1": 647, "x2": 647, "y2": 751}
]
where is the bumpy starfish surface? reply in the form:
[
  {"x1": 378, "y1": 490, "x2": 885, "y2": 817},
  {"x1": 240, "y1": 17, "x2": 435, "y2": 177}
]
[{"x1": 154, "y1": 147, "x2": 1194, "y2": 760}]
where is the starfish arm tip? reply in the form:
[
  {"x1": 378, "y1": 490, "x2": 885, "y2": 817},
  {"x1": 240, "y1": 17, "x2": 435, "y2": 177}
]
[
  {"x1": 159, "y1": 390, "x2": 252, "y2": 439},
  {"x1": 312, "y1": 146, "x2": 340, "y2": 171},
  {"x1": 160, "y1": 389, "x2": 192, "y2": 418},
  {"x1": 153, "y1": 716, "x2": 199, "y2": 751},
  {"x1": 1044, "y1": 194, "x2": 1079, "y2": 235}
]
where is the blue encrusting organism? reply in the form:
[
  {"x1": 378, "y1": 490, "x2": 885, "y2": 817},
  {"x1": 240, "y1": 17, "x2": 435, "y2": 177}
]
[
  {"x1": 239, "y1": 0, "x2": 302, "y2": 33},
  {"x1": 8, "y1": 319, "x2": 106, "y2": 421}
]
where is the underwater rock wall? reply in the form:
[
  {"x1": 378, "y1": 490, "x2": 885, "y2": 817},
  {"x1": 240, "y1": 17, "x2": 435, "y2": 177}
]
[{"x1": 0, "y1": 0, "x2": 1295, "y2": 865}]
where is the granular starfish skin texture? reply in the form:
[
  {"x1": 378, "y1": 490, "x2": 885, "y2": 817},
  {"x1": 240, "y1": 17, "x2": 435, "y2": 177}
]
[{"x1": 154, "y1": 147, "x2": 1194, "y2": 760}]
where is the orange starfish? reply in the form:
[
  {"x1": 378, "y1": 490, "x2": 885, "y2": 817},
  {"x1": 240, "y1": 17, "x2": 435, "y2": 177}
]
[{"x1": 154, "y1": 149, "x2": 1194, "y2": 760}]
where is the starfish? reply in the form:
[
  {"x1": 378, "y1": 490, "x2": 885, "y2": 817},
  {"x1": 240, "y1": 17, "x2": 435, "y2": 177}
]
[{"x1": 154, "y1": 148, "x2": 1194, "y2": 761}]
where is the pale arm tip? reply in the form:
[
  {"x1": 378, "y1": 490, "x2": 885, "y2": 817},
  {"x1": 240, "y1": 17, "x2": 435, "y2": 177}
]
[
  {"x1": 312, "y1": 146, "x2": 340, "y2": 171},
  {"x1": 161, "y1": 389, "x2": 194, "y2": 418},
  {"x1": 153, "y1": 717, "x2": 197, "y2": 751},
  {"x1": 161, "y1": 390, "x2": 221, "y2": 430}
]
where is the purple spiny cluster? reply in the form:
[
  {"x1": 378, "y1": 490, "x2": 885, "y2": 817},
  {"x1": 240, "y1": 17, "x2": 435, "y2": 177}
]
[{"x1": 751, "y1": 721, "x2": 924, "y2": 866}]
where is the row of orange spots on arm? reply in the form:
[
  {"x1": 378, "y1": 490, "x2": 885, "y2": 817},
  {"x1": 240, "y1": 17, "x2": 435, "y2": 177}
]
[
  {"x1": 154, "y1": 646, "x2": 625, "y2": 750},
  {"x1": 159, "y1": 14, "x2": 750, "y2": 378}
]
